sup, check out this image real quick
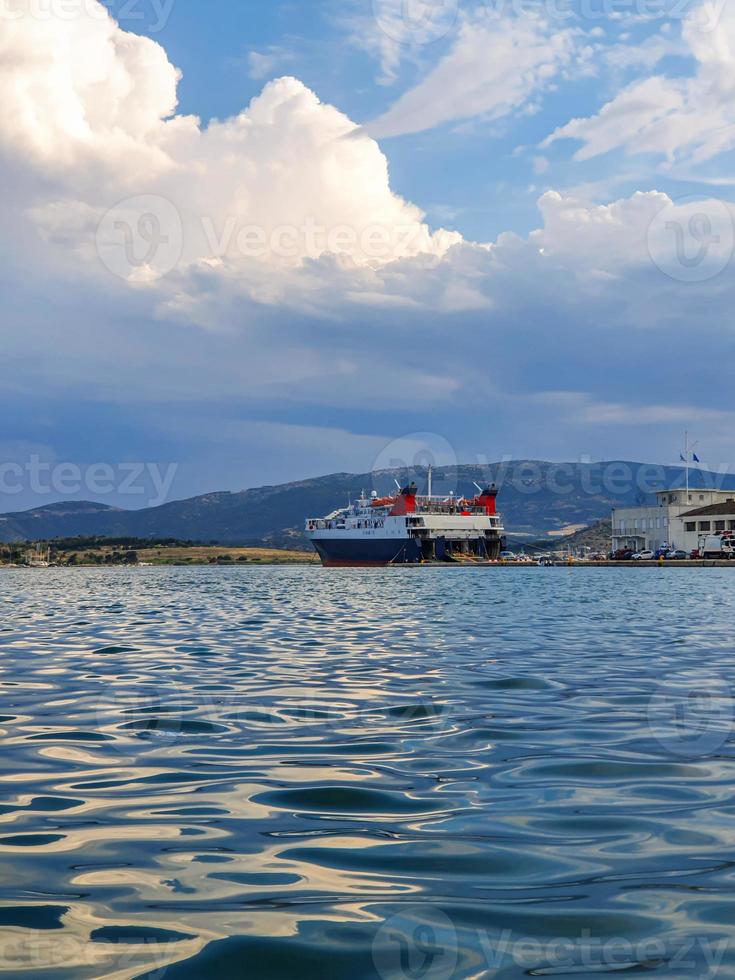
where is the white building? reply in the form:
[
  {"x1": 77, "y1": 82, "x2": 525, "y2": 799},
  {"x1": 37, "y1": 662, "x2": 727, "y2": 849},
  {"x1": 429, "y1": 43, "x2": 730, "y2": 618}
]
[{"x1": 611, "y1": 488, "x2": 735, "y2": 554}]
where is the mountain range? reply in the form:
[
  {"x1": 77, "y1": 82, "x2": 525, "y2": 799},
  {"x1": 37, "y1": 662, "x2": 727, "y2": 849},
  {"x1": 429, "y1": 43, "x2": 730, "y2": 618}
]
[{"x1": 1, "y1": 461, "x2": 732, "y2": 547}]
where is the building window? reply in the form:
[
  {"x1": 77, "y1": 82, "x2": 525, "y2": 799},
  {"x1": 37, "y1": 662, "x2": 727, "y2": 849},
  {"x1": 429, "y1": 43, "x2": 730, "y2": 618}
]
[
  {"x1": 685, "y1": 522, "x2": 696, "y2": 532},
  {"x1": 729, "y1": 521, "x2": 735, "y2": 531},
  {"x1": 699, "y1": 522, "x2": 711, "y2": 532},
  {"x1": 634, "y1": 519, "x2": 638, "y2": 529},
  {"x1": 656, "y1": 518, "x2": 661, "y2": 529},
  {"x1": 715, "y1": 521, "x2": 726, "y2": 532},
  {"x1": 700, "y1": 495, "x2": 705, "y2": 501},
  {"x1": 663, "y1": 518, "x2": 668, "y2": 527}
]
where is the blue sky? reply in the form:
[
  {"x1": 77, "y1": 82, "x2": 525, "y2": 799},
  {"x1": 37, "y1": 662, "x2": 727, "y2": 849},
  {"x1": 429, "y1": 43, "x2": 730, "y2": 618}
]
[{"x1": 1, "y1": 0, "x2": 734, "y2": 509}]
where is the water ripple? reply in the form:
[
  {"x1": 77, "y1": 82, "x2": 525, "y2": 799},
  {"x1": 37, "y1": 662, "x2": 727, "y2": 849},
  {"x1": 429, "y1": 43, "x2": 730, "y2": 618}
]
[{"x1": 0, "y1": 566, "x2": 734, "y2": 977}]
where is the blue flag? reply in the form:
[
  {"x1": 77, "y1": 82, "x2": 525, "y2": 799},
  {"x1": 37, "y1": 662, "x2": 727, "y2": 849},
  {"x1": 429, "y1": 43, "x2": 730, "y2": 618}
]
[
  {"x1": 693, "y1": 453, "x2": 700, "y2": 463},
  {"x1": 680, "y1": 454, "x2": 686, "y2": 462}
]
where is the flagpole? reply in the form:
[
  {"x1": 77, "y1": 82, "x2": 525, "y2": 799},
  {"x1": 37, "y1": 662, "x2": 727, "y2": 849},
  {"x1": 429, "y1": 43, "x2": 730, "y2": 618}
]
[{"x1": 685, "y1": 430, "x2": 689, "y2": 498}]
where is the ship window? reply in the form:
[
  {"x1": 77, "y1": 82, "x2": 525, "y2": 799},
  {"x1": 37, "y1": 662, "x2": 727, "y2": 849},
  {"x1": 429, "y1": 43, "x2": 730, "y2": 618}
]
[
  {"x1": 685, "y1": 522, "x2": 696, "y2": 532},
  {"x1": 699, "y1": 522, "x2": 711, "y2": 531},
  {"x1": 715, "y1": 521, "x2": 726, "y2": 531}
]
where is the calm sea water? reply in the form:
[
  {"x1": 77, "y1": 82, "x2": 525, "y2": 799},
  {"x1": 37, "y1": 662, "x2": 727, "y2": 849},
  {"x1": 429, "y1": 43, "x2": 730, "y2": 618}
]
[{"x1": 1, "y1": 566, "x2": 735, "y2": 979}]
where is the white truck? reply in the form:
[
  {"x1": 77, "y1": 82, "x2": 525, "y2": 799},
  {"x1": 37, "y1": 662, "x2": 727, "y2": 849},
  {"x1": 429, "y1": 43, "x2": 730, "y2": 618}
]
[{"x1": 699, "y1": 534, "x2": 735, "y2": 559}]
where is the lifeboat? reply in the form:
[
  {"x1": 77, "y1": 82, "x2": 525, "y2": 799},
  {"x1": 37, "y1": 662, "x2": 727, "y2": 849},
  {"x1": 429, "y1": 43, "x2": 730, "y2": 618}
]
[{"x1": 371, "y1": 496, "x2": 395, "y2": 508}]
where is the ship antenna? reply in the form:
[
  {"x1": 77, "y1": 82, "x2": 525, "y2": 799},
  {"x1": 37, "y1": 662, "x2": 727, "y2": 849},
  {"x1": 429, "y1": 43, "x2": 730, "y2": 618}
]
[
  {"x1": 428, "y1": 465, "x2": 433, "y2": 498},
  {"x1": 473, "y1": 481, "x2": 483, "y2": 494}
]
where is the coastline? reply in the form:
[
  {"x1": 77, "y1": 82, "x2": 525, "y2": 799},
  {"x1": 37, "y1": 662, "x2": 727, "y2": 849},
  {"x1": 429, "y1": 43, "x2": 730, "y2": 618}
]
[
  {"x1": 0, "y1": 545, "x2": 319, "y2": 568},
  {"x1": 3, "y1": 558, "x2": 735, "y2": 569}
]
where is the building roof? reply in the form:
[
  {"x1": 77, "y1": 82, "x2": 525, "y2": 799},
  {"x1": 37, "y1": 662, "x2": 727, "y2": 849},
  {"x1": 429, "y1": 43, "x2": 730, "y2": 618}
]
[
  {"x1": 680, "y1": 501, "x2": 735, "y2": 518},
  {"x1": 656, "y1": 487, "x2": 735, "y2": 497}
]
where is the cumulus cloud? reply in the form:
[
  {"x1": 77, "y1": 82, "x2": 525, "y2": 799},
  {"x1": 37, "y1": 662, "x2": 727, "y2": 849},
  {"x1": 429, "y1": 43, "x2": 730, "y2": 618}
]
[
  {"x1": 8, "y1": 0, "x2": 729, "y2": 313},
  {"x1": 0, "y1": 0, "x2": 182, "y2": 174},
  {"x1": 1, "y1": 0, "x2": 460, "y2": 275},
  {"x1": 543, "y1": 2, "x2": 735, "y2": 166}
]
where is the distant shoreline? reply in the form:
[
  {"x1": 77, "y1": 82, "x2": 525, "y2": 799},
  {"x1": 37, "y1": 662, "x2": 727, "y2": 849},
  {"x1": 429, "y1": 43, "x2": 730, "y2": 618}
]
[
  {"x1": 3, "y1": 559, "x2": 735, "y2": 569},
  {"x1": 0, "y1": 544, "x2": 319, "y2": 568}
]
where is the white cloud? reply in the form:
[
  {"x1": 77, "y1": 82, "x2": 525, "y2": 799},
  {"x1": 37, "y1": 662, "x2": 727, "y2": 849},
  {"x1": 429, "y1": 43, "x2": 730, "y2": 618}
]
[
  {"x1": 247, "y1": 47, "x2": 293, "y2": 81},
  {"x1": 533, "y1": 391, "x2": 733, "y2": 426},
  {"x1": 603, "y1": 24, "x2": 685, "y2": 71},
  {"x1": 1, "y1": 0, "x2": 459, "y2": 273},
  {"x1": 11, "y1": 0, "x2": 729, "y2": 316},
  {"x1": 3, "y1": 0, "x2": 735, "y2": 478},
  {"x1": 346, "y1": 10, "x2": 404, "y2": 86},
  {"x1": 366, "y1": 13, "x2": 586, "y2": 139},
  {"x1": 0, "y1": 0, "x2": 182, "y2": 174},
  {"x1": 544, "y1": 3, "x2": 735, "y2": 166},
  {"x1": 347, "y1": 0, "x2": 462, "y2": 86}
]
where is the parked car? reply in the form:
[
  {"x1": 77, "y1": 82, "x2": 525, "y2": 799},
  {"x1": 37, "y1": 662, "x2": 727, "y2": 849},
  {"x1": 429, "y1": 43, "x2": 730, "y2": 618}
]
[
  {"x1": 633, "y1": 550, "x2": 655, "y2": 561},
  {"x1": 499, "y1": 551, "x2": 516, "y2": 561},
  {"x1": 611, "y1": 549, "x2": 634, "y2": 561},
  {"x1": 666, "y1": 550, "x2": 688, "y2": 560}
]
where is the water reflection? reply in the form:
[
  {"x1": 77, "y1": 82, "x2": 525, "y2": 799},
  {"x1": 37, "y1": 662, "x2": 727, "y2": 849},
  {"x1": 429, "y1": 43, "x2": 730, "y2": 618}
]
[{"x1": 0, "y1": 567, "x2": 734, "y2": 977}]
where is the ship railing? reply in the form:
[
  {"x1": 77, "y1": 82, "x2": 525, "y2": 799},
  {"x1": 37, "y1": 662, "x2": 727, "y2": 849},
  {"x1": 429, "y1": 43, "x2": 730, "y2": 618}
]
[{"x1": 414, "y1": 502, "x2": 491, "y2": 515}]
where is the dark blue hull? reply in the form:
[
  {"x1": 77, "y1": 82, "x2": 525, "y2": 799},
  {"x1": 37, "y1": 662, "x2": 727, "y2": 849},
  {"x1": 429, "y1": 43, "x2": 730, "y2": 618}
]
[
  {"x1": 312, "y1": 537, "x2": 422, "y2": 566},
  {"x1": 311, "y1": 534, "x2": 502, "y2": 566}
]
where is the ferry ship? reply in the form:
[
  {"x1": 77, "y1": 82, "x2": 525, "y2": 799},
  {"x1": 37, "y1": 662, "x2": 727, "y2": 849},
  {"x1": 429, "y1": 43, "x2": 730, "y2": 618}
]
[{"x1": 305, "y1": 473, "x2": 503, "y2": 566}]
